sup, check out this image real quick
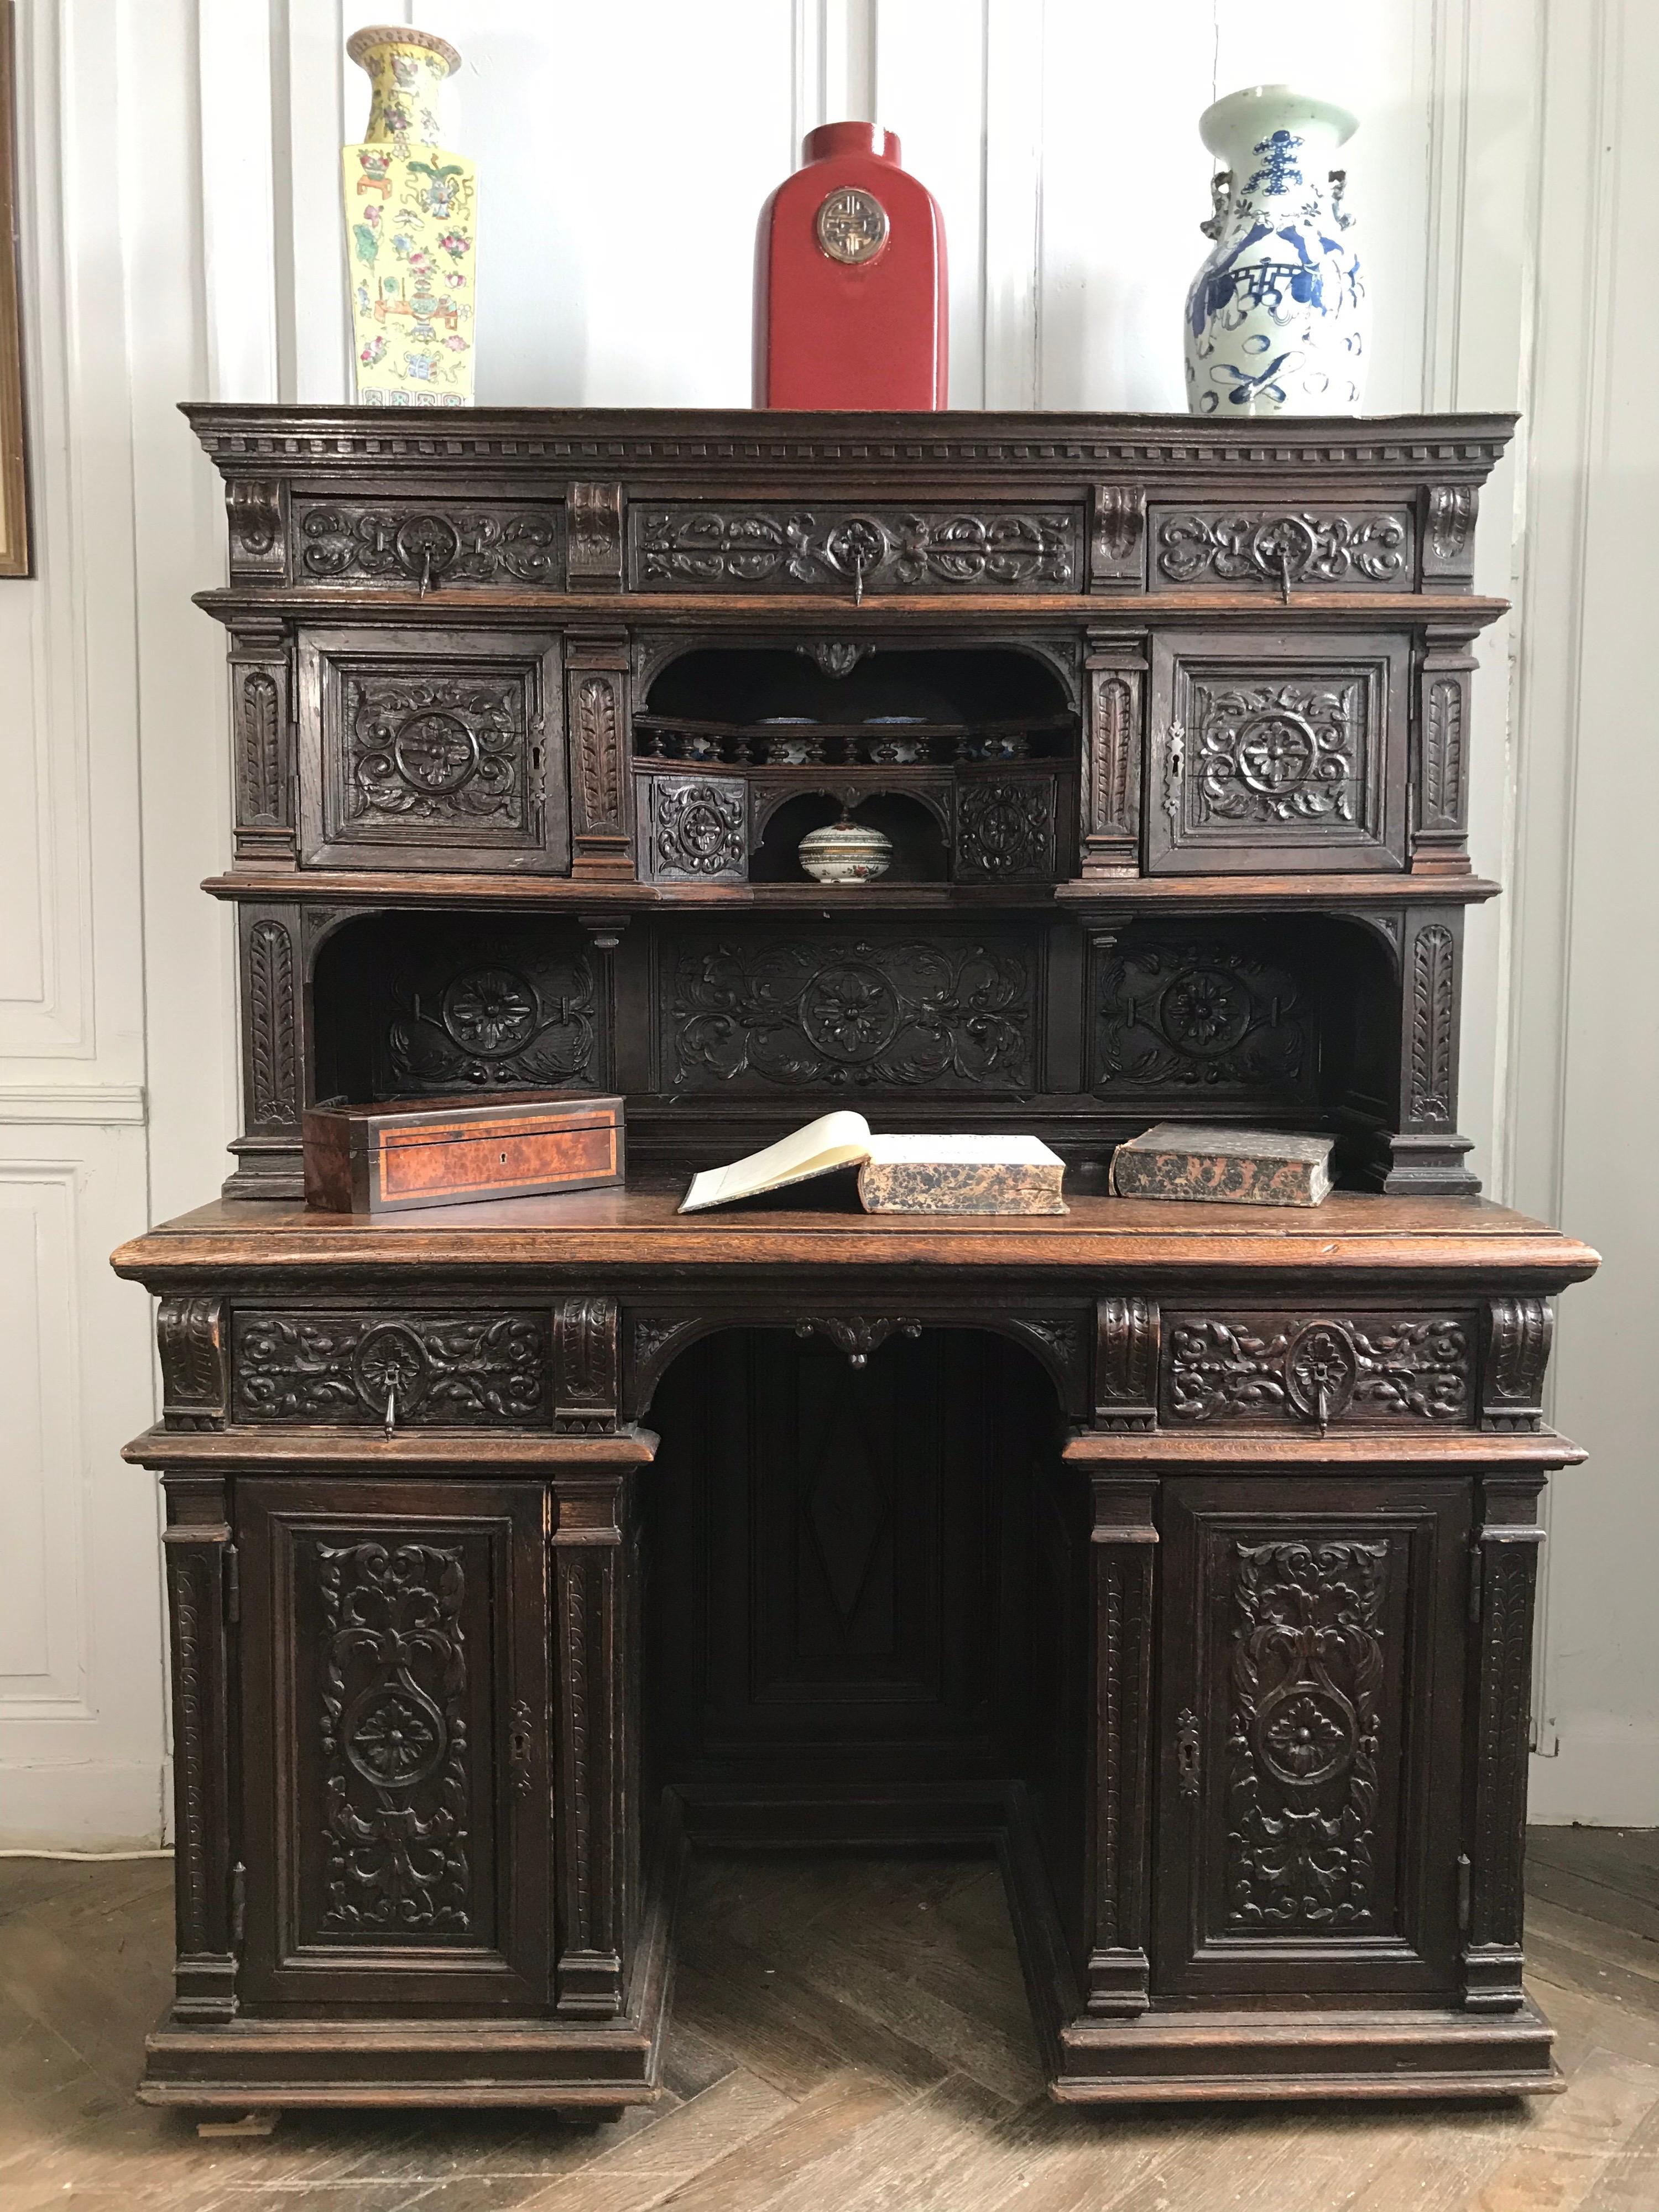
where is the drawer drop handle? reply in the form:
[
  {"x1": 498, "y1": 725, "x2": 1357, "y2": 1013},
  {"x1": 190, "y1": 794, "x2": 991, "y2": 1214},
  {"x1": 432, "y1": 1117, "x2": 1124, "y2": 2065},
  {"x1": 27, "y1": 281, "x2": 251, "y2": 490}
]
[
  {"x1": 383, "y1": 1384, "x2": 397, "y2": 1439},
  {"x1": 1176, "y1": 1708, "x2": 1201, "y2": 1798}
]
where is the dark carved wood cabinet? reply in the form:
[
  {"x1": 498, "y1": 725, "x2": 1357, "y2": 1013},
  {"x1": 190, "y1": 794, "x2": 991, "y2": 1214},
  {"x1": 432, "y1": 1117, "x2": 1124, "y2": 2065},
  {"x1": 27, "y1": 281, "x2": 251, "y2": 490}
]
[{"x1": 115, "y1": 409, "x2": 1597, "y2": 2111}]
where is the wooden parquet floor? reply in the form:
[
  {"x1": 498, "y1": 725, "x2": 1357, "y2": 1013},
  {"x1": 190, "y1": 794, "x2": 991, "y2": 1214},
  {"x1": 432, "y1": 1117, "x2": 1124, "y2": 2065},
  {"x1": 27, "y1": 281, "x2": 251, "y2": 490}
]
[{"x1": 3, "y1": 1831, "x2": 1659, "y2": 2211}]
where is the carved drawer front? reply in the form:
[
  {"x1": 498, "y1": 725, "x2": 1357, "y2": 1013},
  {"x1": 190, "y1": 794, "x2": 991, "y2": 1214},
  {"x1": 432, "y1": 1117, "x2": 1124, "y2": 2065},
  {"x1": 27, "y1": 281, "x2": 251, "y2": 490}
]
[
  {"x1": 297, "y1": 627, "x2": 568, "y2": 872},
  {"x1": 1146, "y1": 630, "x2": 1408, "y2": 874},
  {"x1": 292, "y1": 496, "x2": 562, "y2": 590},
  {"x1": 1155, "y1": 1479, "x2": 1469, "y2": 2000},
  {"x1": 1150, "y1": 505, "x2": 1415, "y2": 594},
  {"x1": 629, "y1": 502, "x2": 1082, "y2": 594},
  {"x1": 1162, "y1": 1310, "x2": 1475, "y2": 1430},
  {"x1": 232, "y1": 1309, "x2": 551, "y2": 1427},
  {"x1": 236, "y1": 1478, "x2": 551, "y2": 2010}
]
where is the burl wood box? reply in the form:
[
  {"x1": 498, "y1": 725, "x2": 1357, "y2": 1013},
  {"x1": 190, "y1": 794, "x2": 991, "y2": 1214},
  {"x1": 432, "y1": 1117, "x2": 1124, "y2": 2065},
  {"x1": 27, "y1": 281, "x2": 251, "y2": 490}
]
[{"x1": 303, "y1": 1092, "x2": 625, "y2": 1215}]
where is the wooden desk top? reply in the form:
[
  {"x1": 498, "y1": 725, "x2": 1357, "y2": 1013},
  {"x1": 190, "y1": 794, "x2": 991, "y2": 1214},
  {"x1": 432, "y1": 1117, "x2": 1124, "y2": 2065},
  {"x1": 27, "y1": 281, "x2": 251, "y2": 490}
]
[{"x1": 112, "y1": 1187, "x2": 1600, "y2": 1288}]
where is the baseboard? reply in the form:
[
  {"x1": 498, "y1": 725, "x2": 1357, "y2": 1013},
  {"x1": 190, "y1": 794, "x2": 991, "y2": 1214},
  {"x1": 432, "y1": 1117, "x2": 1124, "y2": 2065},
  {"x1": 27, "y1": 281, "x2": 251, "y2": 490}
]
[{"x1": 0, "y1": 1760, "x2": 166, "y2": 1850}]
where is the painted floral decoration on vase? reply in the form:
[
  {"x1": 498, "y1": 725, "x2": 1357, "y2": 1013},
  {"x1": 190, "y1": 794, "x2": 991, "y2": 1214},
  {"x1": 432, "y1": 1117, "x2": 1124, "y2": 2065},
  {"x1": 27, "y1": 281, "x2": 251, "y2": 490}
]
[
  {"x1": 1183, "y1": 85, "x2": 1366, "y2": 418},
  {"x1": 343, "y1": 25, "x2": 476, "y2": 407}
]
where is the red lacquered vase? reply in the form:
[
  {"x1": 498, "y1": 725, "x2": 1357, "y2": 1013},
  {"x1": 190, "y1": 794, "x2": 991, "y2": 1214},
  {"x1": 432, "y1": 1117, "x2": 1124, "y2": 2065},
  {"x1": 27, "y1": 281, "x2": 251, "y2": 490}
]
[{"x1": 754, "y1": 122, "x2": 948, "y2": 410}]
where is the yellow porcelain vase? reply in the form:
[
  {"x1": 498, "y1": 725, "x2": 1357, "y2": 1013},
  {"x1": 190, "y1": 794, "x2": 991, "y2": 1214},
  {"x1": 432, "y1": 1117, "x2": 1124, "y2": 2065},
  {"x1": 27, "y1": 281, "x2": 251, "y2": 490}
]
[{"x1": 342, "y1": 25, "x2": 476, "y2": 407}]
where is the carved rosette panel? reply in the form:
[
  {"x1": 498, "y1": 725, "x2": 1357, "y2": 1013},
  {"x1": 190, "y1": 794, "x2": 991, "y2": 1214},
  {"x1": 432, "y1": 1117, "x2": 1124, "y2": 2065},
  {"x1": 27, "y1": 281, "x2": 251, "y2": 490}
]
[
  {"x1": 650, "y1": 777, "x2": 747, "y2": 882},
  {"x1": 317, "y1": 1540, "x2": 472, "y2": 1933},
  {"x1": 345, "y1": 673, "x2": 534, "y2": 831},
  {"x1": 295, "y1": 501, "x2": 561, "y2": 587},
  {"x1": 1422, "y1": 484, "x2": 1479, "y2": 586},
  {"x1": 632, "y1": 504, "x2": 1078, "y2": 593},
  {"x1": 1154, "y1": 508, "x2": 1411, "y2": 591},
  {"x1": 1095, "y1": 1297, "x2": 1161, "y2": 1430},
  {"x1": 954, "y1": 778, "x2": 1056, "y2": 880},
  {"x1": 246, "y1": 916, "x2": 299, "y2": 1129},
  {"x1": 566, "y1": 481, "x2": 623, "y2": 588},
  {"x1": 1480, "y1": 1298, "x2": 1553, "y2": 1430},
  {"x1": 1408, "y1": 923, "x2": 1457, "y2": 1126},
  {"x1": 1183, "y1": 676, "x2": 1369, "y2": 832},
  {"x1": 382, "y1": 936, "x2": 596, "y2": 1094},
  {"x1": 159, "y1": 1296, "x2": 229, "y2": 1430},
  {"x1": 1165, "y1": 1313, "x2": 1471, "y2": 1428},
  {"x1": 1089, "y1": 485, "x2": 1146, "y2": 588},
  {"x1": 1093, "y1": 932, "x2": 1312, "y2": 1104},
  {"x1": 665, "y1": 931, "x2": 1036, "y2": 1092},
  {"x1": 232, "y1": 1311, "x2": 549, "y2": 1425},
  {"x1": 554, "y1": 1296, "x2": 619, "y2": 1430},
  {"x1": 1225, "y1": 1538, "x2": 1390, "y2": 1932}
]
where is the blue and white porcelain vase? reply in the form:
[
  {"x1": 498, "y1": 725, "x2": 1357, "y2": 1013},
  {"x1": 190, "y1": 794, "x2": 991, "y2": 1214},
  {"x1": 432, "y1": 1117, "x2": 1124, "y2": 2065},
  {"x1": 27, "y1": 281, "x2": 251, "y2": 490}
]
[{"x1": 1183, "y1": 85, "x2": 1366, "y2": 418}]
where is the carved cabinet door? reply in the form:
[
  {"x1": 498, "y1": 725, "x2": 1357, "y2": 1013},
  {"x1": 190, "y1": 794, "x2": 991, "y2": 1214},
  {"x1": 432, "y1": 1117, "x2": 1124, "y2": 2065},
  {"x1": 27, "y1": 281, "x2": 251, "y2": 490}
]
[
  {"x1": 296, "y1": 628, "x2": 568, "y2": 873},
  {"x1": 1153, "y1": 1477, "x2": 1469, "y2": 2000},
  {"x1": 1145, "y1": 630, "x2": 1408, "y2": 874},
  {"x1": 236, "y1": 1477, "x2": 551, "y2": 2011}
]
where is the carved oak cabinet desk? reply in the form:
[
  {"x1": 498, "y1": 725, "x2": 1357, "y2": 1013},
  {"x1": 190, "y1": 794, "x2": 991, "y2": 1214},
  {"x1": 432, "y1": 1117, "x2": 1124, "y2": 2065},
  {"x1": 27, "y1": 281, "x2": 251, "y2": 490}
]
[{"x1": 113, "y1": 406, "x2": 1597, "y2": 2110}]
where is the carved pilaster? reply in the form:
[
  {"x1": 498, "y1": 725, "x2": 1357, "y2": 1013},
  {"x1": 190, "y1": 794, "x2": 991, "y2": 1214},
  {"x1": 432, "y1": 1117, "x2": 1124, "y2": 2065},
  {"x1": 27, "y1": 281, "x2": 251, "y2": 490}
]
[
  {"x1": 1086, "y1": 1477, "x2": 1157, "y2": 2013},
  {"x1": 566, "y1": 632, "x2": 633, "y2": 879},
  {"x1": 1081, "y1": 629, "x2": 1147, "y2": 877},
  {"x1": 552, "y1": 1467, "x2": 641, "y2": 2016},
  {"x1": 225, "y1": 478, "x2": 285, "y2": 581},
  {"x1": 1481, "y1": 1298, "x2": 1554, "y2": 1431},
  {"x1": 227, "y1": 904, "x2": 307, "y2": 1201},
  {"x1": 1412, "y1": 624, "x2": 1478, "y2": 875},
  {"x1": 1088, "y1": 484, "x2": 1146, "y2": 592},
  {"x1": 567, "y1": 481, "x2": 624, "y2": 590},
  {"x1": 229, "y1": 618, "x2": 294, "y2": 862},
  {"x1": 1375, "y1": 905, "x2": 1479, "y2": 1196},
  {"x1": 1421, "y1": 483, "x2": 1479, "y2": 589},
  {"x1": 1464, "y1": 1476, "x2": 1545, "y2": 2011},
  {"x1": 1094, "y1": 1296, "x2": 1160, "y2": 1430},
  {"x1": 158, "y1": 1296, "x2": 229, "y2": 1430},
  {"x1": 161, "y1": 1478, "x2": 237, "y2": 2022},
  {"x1": 554, "y1": 1295, "x2": 620, "y2": 1431}
]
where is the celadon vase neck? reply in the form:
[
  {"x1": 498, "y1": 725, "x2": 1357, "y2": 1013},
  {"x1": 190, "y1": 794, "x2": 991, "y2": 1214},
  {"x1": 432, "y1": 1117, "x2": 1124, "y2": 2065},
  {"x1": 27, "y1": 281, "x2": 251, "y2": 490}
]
[{"x1": 347, "y1": 25, "x2": 459, "y2": 149}]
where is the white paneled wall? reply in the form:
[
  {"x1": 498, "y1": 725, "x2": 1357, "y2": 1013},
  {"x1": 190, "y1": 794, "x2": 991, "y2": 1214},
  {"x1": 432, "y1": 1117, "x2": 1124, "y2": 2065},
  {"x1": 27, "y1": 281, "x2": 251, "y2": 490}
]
[{"x1": 2, "y1": 0, "x2": 1653, "y2": 1841}]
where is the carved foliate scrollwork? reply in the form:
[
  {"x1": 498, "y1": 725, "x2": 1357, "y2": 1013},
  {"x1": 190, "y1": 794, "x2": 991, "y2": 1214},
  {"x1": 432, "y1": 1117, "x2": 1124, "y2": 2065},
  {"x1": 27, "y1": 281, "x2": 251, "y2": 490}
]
[
  {"x1": 633, "y1": 504, "x2": 1077, "y2": 593},
  {"x1": 794, "y1": 1316, "x2": 922, "y2": 1370},
  {"x1": 554, "y1": 1296, "x2": 619, "y2": 1430},
  {"x1": 318, "y1": 1540, "x2": 472, "y2": 1931},
  {"x1": 797, "y1": 640, "x2": 872, "y2": 678},
  {"x1": 1166, "y1": 1314, "x2": 1470, "y2": 1427},
  {"x1": 651, "y1": 777, "x2": 747, "y2": 881},
  {"x1": 239, "y1": 672, "x2": 283, "y2": 824},
  {"x1": 158, "y1": 1296, "x2": 229, "y2": 1430},
  {"x1": 1422, "y1": 676, "x2": 1465, "y2": 829},
  {"x1": 246, "y1": 917, "x2": 298, "y2": 1128},
  {"x1": 345, "y1": 673, "x2": 534, "y2": 830},
  {"x1": 572, "y1": 670, "x2": 625, "y2": 836},
  {"x1": 1225, "y1": 1539, "x2": 1390, "y2": 1930},
  {"x1": 296, "y1": 501, "x2": 561, "y2": 587},
  {"x1": 1408, "y1": 923, "x2": 1457, "y2": 1126},
  {"x1": 566, "y1": 481, "x2": 623, "y2": 588},
  {"x1": 1089, "y1": 669, "x2": 1139, "y2": 838},
  {"x1": 953, "y1": 778, "x2": 1056, "y2": 880},
  {"x1": 1155, "y1": 508, "x2": 1411, "y2": 591},
  {"x1": 169, "y1": 1548, "x2": 212, "y2": 1951},
  {"x1": 1183, "y1": 676, "x2": 1367, "y2": 830},
  {"x1": 1468, "y1": 1532, "x2": 1538, "y2": 1974},
  {"x1": 665, "y1": 932, "x2": 1036, "y2": 1092},
  {"x1": 233, "y1": 1310, "x2": 548, "y2": 1425},
  {"x1": 1093, "y1": 933, "x2": 1311, "y2": 1103},
  {"x1": 384, "y1": 940, "x2": 596, "y2": 1093}
]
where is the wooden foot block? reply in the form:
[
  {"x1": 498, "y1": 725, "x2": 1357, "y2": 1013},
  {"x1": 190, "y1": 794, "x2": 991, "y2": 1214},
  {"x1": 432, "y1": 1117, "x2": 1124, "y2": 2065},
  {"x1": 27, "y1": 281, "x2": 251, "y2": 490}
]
[{"x1": 196, "y1": 2110, "x2": 281, "y2": 2138}]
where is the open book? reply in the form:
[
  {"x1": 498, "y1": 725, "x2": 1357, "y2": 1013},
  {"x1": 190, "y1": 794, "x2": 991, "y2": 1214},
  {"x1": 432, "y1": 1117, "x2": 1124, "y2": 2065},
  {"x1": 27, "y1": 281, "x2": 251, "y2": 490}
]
[{"x1": 679, "y1": 1112, "x2": 1066, "y2": 1216}]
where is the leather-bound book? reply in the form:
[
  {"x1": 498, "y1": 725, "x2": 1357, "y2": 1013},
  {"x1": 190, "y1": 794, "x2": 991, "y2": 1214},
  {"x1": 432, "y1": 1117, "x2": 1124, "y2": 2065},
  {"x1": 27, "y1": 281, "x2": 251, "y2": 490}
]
[{"x1": 1109, "y1": 1124, "x2": 1334, "y2": 1207}]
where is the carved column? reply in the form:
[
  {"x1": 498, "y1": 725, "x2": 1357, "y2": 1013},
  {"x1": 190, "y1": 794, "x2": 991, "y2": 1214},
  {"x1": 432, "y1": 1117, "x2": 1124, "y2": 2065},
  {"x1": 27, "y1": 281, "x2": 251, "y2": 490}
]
[
  {"x1": 566, "y1": 631, "x2": 634, "y2": 879},
  {"x1": 161, "y1": 1475, "x2": 238, "y2": 2021},
  {"x1": 1081, "y1": 629, "x2": 1147, "y2": 877},
  {"x1": 229, "y1": 618, "x2": 294, "y2": 862},
  {"x1": 551, "y1": 1462, "x2": 643, "y2": 2015},
  {"x1": 1411, "y1": 623, "x2": 1478, "y2": 876},
  {"x1": 228, "y1": 901, "x2": 308, "y2": 1199},
  {"x1": 1464, "y1": 1473, "x2": 1546, "y2": 2012},
  {"x1": 1379, "y1": 904, "x2": 1479, "y2": 1196},
  {"x1": 1086, "y1": 1476, "x2": 1157, "y2": 2014}
]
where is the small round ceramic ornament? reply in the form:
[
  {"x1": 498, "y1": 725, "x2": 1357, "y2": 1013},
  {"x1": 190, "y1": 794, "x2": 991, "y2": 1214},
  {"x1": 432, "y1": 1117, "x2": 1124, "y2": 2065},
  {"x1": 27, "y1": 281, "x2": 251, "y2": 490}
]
[
  {"x1": 798, "y1": 812, "x2": 893, "y2": 885},
  {"x1": 1183, "y1": 85, "x2": 1366, "y2": 418}
]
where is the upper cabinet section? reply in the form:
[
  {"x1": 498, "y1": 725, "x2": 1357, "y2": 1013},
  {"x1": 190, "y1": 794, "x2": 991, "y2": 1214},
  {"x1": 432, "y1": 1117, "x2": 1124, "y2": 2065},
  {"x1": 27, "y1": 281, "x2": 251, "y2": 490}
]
[{"x1": 189, "y1": 408, "x2": 1509, "y2": 603}]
